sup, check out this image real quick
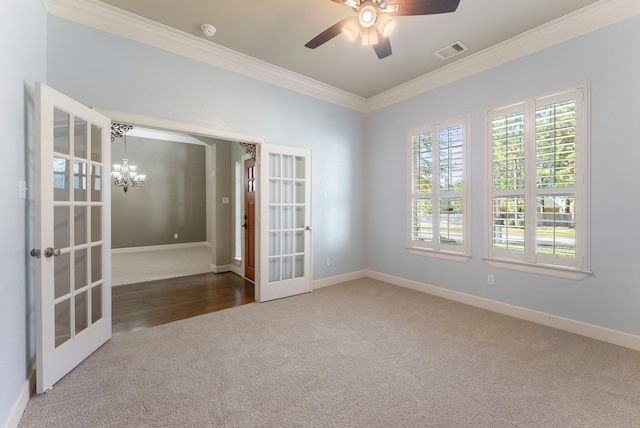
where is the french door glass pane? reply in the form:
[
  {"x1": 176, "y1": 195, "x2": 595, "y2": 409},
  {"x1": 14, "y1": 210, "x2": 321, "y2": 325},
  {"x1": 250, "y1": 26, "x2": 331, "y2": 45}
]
[
  {"x1": 269, "y1": 258, "x2": 280, "y2": 282},
  {"x1": 54, "y1": 108, "x2": 70, "y2": 155},
  {"x1": 282, "y1": 206, "x2": 293, "y2": 229},
  {"x1": 74, "y1": 206, "x2": 87, "y2": 245},
  {"x1": 294, "y1": 231, "x2": 304, "y2": 253},
  {"x1": 91, "y1": 124, "x2": 102, "y2": 162},
  {"x1": 269, "y1": 232, "x2": 280, "y2": 256},
  {"x1": 295, "y1": 207, "x2": 305, "y2": 229},
  {"x1": 295, "y1": 182, "x2": 305, "y2": 203},
  {"x1": 54, "y1": 206, "x2": 70, "y2": 249},
  {"x1": 75, "y1": 291, "x2": 88, "y2": 334},
  {"x1": 536, "y1": 195, "x2": 576, "y2": 258},
  {"x1": 55, "y1": 300, "x2": 71, "y2": 348},
  {"x1": 282, "y1": 155, "x2": 293, "y2": 178},
  {"x1": 74, "y1": 117, "x2": 87, "y2": 159},
  {"x1": 282, "y1": 231, "x2": 293, "y2": 255},
  {"x1": 91, "y1": 245, "x2": 102, "y2": 284},
  {"x1": 54, "y1": 252, "x2": 70, "y2": 299},
  {"x1": 91, "y1": 284, "x2": 102, "y2": 323},
  {"x1": 53, "y1": 158, "x2": 70, "y2": 201},
  {"x1": 269, "y1": 153, "x2": 280, "y2": 177},
  {"x1": 269, "y1": 206, "x2": 280, "y2": 230},
  {"x1": 269, "y1": 179, "x2": 280, "y2": 203},
  {"x1": 295, "y1": 156, "x2": 305, "y2": 179},
  {"x1": 91, "y1": 165, "x2": 102, "y2": 202},
  {"x1": 282, "y1": 180, "x2": 293, "y2": 203},
  {"x1": 294, "y1": 255, "x2": 304, "y2": 278},
  {"x1": 91, "y1": 206, "x2": 102, "y2": 242},
  {"x1": 74, "y1": 161, "x2": 88, "y2": 201},
  {"x1": 282, "y1": 256, "x2": 293, "y2": 280},
  {"x1": 74, "y1": 248, "x2": 87, "y2": 290}
]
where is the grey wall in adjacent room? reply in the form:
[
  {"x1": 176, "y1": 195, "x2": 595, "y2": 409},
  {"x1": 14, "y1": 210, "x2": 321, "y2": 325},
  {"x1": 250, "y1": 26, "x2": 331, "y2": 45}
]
[{"x1": 111, "y1": 135, "x2": 206, "y2": 248}]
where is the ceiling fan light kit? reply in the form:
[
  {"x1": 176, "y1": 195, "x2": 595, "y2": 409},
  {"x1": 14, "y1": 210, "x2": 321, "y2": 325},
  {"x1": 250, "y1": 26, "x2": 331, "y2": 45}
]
[
  {"x1": 376, "y1": 13, "x2": 396, "y2": 37},
  {"x1": 342, "y1": 17, "x2": 361, "y2": 40},
  {"x1": 361, "y1": 26, "x2": 379, "y2": 46},
  {"x1": 305, "y1": 0, "x2": 461, "y2": 59}
]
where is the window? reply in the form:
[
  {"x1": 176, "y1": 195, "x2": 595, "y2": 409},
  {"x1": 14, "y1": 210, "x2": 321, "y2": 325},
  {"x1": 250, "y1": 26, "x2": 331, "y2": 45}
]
[
  {"x1": 408, "y1": 115, "x2": 470, "y2": 260},
  {"x1": 485, "y1": 84, "x2": 590, "y2": 278}
]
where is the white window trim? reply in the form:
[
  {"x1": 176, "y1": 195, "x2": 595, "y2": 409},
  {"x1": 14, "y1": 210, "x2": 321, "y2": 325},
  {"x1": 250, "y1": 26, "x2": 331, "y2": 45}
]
[
  {"x1": 407, "y1": 114, "x2": 471, "y2": 261},
  {"x1": 484, "y1": 83, "x2": 591, "y2": 279}
]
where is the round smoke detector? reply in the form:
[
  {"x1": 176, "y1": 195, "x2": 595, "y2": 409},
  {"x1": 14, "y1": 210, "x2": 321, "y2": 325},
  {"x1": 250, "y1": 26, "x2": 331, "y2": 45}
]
[{"x1": 201, "y1": 24, "x2": 217, "y2": 37}]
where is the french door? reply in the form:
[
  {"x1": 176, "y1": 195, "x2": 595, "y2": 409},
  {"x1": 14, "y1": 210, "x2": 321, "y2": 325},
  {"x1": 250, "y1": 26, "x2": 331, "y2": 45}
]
[
  {"x1": 257, "y1": 144, "x2": 312, "y2": 302},
  {"x1": 34, "y1": 83, "x2": 112, "y2": 393}
]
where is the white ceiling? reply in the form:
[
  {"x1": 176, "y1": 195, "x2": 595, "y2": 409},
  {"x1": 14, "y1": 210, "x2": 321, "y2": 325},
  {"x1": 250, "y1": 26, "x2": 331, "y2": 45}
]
[{"x1": 94, "y1": 0, "x2": 601, "y2": 99}]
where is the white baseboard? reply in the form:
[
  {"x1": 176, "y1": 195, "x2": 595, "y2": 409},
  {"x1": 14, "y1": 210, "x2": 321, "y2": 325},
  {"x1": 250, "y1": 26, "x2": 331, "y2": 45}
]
[
  {"x1": 313, "y1": 270, "x2": 366, "y2": 290},
  {"x1": 112, "y1": 241, "x2": 210, "y2": 254},
  {"x1": 210, "y1": 263, "x2": 232, "y2": 274},
  {"x1": 229, "y1": 263, "x2": 243, "y2": 277},
  {"x1": 365, "y1": 270, "x2": 640, "y2": 352},
  {"x1": 4, "y1": 368, "x2": 35, "y2": 428}
]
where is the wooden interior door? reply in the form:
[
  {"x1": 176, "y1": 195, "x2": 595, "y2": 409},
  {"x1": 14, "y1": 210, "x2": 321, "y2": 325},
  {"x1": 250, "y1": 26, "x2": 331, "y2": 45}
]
[
  {"x1": 244, "y1": 158, "x2": 256, "y2": 280},
  {"x1": 34, "y1": 83, "x2": 112, "y2": 393}
]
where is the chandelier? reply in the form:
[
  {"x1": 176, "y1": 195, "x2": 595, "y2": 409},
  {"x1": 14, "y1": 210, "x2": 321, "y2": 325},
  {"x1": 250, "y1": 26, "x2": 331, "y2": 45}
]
[{"x1": 110, "y1": 123, "x2": 146, "y2": 193}]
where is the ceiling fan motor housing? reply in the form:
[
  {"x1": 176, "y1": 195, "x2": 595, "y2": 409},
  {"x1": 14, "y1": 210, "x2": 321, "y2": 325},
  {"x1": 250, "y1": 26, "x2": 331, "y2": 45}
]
[{"x1": 358, "y1": 1, "x2": 378, "y2": 28}]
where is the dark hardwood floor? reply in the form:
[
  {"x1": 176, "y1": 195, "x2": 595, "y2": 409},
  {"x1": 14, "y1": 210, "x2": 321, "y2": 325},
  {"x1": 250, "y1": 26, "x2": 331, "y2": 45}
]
[{"x1": 112, "y1": 272, "x2": 255, "y2": 335}]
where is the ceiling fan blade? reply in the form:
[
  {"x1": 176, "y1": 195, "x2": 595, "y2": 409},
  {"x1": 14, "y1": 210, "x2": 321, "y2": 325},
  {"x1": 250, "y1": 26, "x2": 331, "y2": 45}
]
[
  {"x1": 390, "y1": 0, "x2": 460, "y2": 16},
  {"x1": 373, "y1": 31, "x2": 392, "y2": 59},
  {"x1": 305, "y1": 17, "x2": 352, "y2": 49}
]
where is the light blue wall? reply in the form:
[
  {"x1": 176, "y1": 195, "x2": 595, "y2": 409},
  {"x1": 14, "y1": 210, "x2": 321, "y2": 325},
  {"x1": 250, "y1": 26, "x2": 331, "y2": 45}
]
[
  {"x1": 46, "y1": 16, "x2": 367, "y2": 281},
  {"x1": 364, "y1": 15, "x2": 640, "y2": 336},
  {"x1": 0, "y1": 1, "x2": 47, "y2": 426}
]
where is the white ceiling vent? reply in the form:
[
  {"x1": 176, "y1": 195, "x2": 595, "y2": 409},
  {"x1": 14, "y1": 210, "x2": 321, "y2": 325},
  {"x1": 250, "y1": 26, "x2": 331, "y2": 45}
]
[{"x1": 434, "y1": 41, "x2": 468, "y2": 60}]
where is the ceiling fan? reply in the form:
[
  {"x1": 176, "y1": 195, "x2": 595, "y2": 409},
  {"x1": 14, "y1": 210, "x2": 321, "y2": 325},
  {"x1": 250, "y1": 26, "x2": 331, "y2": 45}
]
[{"x1": 305, "y1": 0, "x2": 461, "y2": 59}]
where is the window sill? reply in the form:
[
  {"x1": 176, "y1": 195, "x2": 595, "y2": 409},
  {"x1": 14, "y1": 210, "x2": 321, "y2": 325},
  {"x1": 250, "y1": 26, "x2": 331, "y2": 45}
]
[
  {"x1": 407, "y1": 248, "x2": 471, "y2": 263},
  {"x1": 484, "y1": 258, "x2": 592, "y2": 280}
]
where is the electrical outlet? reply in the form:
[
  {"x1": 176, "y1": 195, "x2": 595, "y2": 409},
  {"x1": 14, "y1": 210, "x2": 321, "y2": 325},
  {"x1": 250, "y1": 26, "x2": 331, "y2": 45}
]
[
  {"x1": 174, "y1": 234, "x2": 178, "y2": 239},
  {"x1": 326, "y1": 258, "x2": 331, "y2": 267},
  {"x1": 487, "y1": 274, "x2": 495, "y2": 285}
]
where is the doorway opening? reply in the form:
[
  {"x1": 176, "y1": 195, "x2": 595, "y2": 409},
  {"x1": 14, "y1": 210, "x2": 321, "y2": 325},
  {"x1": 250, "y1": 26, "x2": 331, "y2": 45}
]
[{"x1": 101, "y1": 110, "x2": 263, "y2": 333}]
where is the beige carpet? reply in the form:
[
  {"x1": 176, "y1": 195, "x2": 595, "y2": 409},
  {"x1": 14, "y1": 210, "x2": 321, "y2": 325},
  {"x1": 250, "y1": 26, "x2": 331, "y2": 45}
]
[
  {"x1": 20, "y1": 278, "x2": 640, "y2": 427},
  {"x1": 112, "y1": 246, "x2": 212, "y2": 286}
]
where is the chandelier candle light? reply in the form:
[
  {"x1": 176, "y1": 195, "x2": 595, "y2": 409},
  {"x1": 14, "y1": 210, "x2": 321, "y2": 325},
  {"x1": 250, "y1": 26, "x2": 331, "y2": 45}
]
[{"x1": 111, "y1": 123, "x2": 146, "y2": 193}]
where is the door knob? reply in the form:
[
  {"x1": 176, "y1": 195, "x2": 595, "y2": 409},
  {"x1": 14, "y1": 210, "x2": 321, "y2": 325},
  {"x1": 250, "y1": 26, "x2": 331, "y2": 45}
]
[
  {"x1": 44, "y1": 247, "x2": 61, "y2": 258},
  {"x1": 242, "y1": 222, "x2": 248, "y2": 229}
]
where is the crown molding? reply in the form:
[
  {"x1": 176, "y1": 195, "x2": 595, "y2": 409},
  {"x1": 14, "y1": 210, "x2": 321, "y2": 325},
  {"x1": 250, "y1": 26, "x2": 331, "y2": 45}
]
[
  {"x1": 46, "y1": 0, "x2": 640, "y2": 113},
  {"x1": 46, "y1": 0, "x2": 368, "y2": 112},
  {"x1": 365, "y1": 0, "x2": 640, "y2": 112}
]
